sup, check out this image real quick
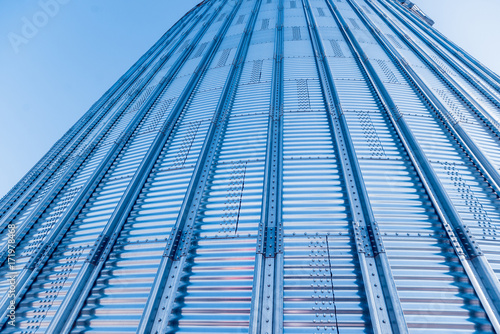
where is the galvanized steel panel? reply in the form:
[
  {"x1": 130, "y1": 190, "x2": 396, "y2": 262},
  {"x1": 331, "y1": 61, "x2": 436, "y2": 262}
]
[{"x1": 3, "y1": 0, "x2": 500, "y2": 333}]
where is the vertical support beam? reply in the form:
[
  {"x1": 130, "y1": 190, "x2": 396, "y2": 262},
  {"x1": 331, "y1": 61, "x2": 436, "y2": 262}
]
[
  {"x1": 250, "y1": 1, "x2": 284, "y2": 333},
  {"x1": 0, "y1": 2, "x2": 219, "y2": 328},
  {"x1": 384, "y1": 0, "x2": 500, "y2": 93},
  {"x1": 45, "y1": 1, "x2": 238, "y2": 332},
  {"x1": 360, "y1": 0, "x2": 500, "y2": 206},
  {"x1": 337, "y1": 0, "x2": 500, "y2": 329},
  {"x1": 140, "y1": 2, "x2": 262, "y2": 333},
  {"x1": 0, "y1": 1, "x2": 204, "y2": 212},
  {"x1": 375, "y1": 0, "x2": 500, "y2": 131},
  {"x1": 302, "y1": 0, "x2": 406, "y2": 332},
  {"x1": 0, "y1": 3, "x2": 203, "y2": 227},
  {"x1": 0, "y1": 0, "x2": 207, "y2": 261}
]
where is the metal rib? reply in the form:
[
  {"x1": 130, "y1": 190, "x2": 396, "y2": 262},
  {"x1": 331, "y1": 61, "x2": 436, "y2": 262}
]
[
  {"x1": 359, "y1": 0, "x2": 500, "y2": 211},
  {"x1": 383, "y1": 0, "x2": 500, "y2": 94},
  {"x1": 141, "y1": 1, "x2": 262, "y2": 332},
  {"x1": 250, "y1": 0, "x2": 284, "y2": 333},
  {"x1": 0, "y1": 0, "x2": 205, "y2": 265},
  {"x1": 304, "y1": 0, "x2": 406, "y2": 332},
  {"x1": 341, "y1": 0, "x2": 500, "y2": 329},
  {"x1": 0, "y1": 2, "x2": 215, "y2": 329},
  {"x1": 38, "y1": 1, "x2": 240, "y2": 333},
  {"x1": 372, "y1": 0, "x2": 500, "y2": 133},
  {"x1": 0, "y1": 4, "x2": 201, "y2": 226},
  {"x1": 0, "y1": 3, "x2": 202, "y2": 214}
]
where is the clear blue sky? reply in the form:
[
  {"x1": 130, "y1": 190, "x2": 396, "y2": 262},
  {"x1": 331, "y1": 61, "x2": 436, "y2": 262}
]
[{"x1": 1, "y1": 0, "x2": 499, "y2": 197}]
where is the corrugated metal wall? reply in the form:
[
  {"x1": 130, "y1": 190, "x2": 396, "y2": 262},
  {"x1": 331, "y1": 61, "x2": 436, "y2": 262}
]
[{"x1": 2, "y1": 0, "x2": 500, "y2": 333}]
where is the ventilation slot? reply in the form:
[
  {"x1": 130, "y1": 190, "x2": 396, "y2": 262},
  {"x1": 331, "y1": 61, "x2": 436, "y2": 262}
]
[
  {"x1": 355, "y1": 110, "x2": 386, "y2": 158},
  {"x1": 431, "y1": 55, "x2": 454, "y2": 75},
  {"x1": 434, "y1": 88, "x2": 466, "y2": 123},
  {"x1": 296, "y1": 79, "x2": 311, "y2": 110},
  {"x1": 292, "y1": 26, "x2": 302, "y2": 41},
  {"x1": 127, "y1": 85, "x2": 156, "y2": 114},
  {"x1": 376, "y1": 59, "x2": 399, "y2": 84},
  {"x1": 236, "y1": 15, "x2": 245, "y2": 25},
  {"x1": 127, "y1": 80, "x2": 142, "y2": 96},
  {"x1": 261, "y1": 18, "x2": 270, "y2": 30},
  {"x1": 250, "y1": 60, "x2": 263, "y2": 83},
  {"x1": 193, "y1": 42, "x2": 208, "y2": 58},
  {"x1": 349, "y1": 18, "x2": 360, "y2": 30},
  {"x1": 222, "y1": 161, "x2": 247, "y2": 235},
  {"x1": 176, "y1": 39, "x2": 190, "y2": 54},
  {"x1": 317, "y1": 8, "x2": 325, "y2": 17},
  {"x1": 218, "y1": 13, "x2": 226, "y2": 22},
  {"x1": 172, "y1": 121, "x2": 201, "y2": 169},
  {"x1": 142, "y1": 98, "x2": 174, "y2": 134},
  {"x1": 217, "y1": 49, "x2": 231, "y2": 68},
  {"x1": 329, "y1": 40, "x2": 344, "y2": 58},
  {"x1": 387, "y1": 34, "x2": 404, "y2": 49},
  {"x1": 290, "y1": 0, "x2": 296, "y2": 8}
]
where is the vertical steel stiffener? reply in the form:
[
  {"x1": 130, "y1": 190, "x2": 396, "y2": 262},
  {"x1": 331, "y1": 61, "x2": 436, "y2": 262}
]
[{"x1": 2, "y1": 0, "x2": 500, "y2": 333}]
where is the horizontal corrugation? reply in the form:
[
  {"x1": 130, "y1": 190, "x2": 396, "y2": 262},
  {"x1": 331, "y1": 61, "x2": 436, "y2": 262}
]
[
  {"x1": 166, "y1": 238, "x2": 256, "y2": 333},
  {"x1": 284, "y1": 4, "x2": 308, "y2": 27},
  {"x1": 283, "y1": 111, "x2": 336, "y2": 158},
  {"x1": 231, "y1": 84, "x2": 273, "y2": 115},
  {"x1": 183, "y1": 88, "x2": 225, "y2": 122},
  {"x1": 358, "y1": 0, "x2": 500, "y2": 173},
  {"x1": 196, "y1": 67, "x2": 233, "y2": 91},
  {"x1": 68, "y1": 17, "x2": 239, "y2": 329},
  {"x1": 324, "y1": 4, "x2": 497, "y2": 331},
  {"x1": 284, "y1": 78, "x2": 325, "y2": 112},
  {"x1": 284, "y1": 56, "x2": 318, "y2": 80},
  {"x1": 6, "y1": 16, "x2": 225, "y2": 327},
  {"x1": 379, "y1": 0, "x2": 500, "y2": 113},
  {"x1": 282, "y1": 108, "x2": 349, "y2": 233},
  {"x1": 217, "y1": 113, "x2": 269, "y2": 162},
  {"x1": 246, "y1": 42, "x2": 275, "y2": 61},
  {"x1": 284, "y1": 39, "x2": 315, "y2": 57},
  {"x1": 71, "y1": 242, "x2": 167, "y2": 334},
  {"x1": 346, "y1": 3, "x2": 500, "y2": 283},
  {"x1": 220, "y1": 29, "x2": 246, "y2": 50},
  {"x1": 283, "y1": 236, "x2": 372, "y2": 333},
  {"x1": 5, "y1": 1, "x2": 500, "y2": 332},
  {"x1": 334, "y1": 80, "x2": 379, "y2": 112},
  {"x1": 383, "y1": 236, "x2": 493, "y2": 333},
  {"x1": 128, "y1": 167, "x2": 194, "y2": 234},
  {"x1": 282, "y1": 157, "x2": 351, "y2": 232},
  {"x1": 327, "y1": 57, "x2": 365, "y2": 80},
  {"x1": 0, "y1": 104, "x2": 142, "y2": 260},
  {"x1": 343, "y1": 110, "x2": 401, "y2": 160}
]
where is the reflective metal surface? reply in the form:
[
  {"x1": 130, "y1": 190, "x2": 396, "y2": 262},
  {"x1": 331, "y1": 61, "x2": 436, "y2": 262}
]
[{"x1": 2, "y1": 0, "x2": 500, "y2": 333}]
